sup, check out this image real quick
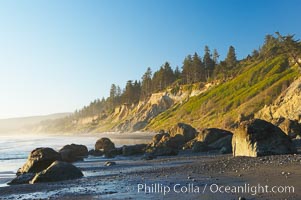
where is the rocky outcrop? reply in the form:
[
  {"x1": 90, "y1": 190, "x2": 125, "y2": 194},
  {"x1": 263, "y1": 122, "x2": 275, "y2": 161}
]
[
  {"x1": 232, "y1": 119, "x2": 297, "y2": 157},
  {"x1": 30, "y1": 161, "x2": 83, "y2": 183},
  {"x1": 256, "y1": 77, "x2": 301, "y2": 122},
  {"x1": 17, "y1": 148, "x2": 61, "y2": 175},
  {"x1": 95, "y1": 138, "x2": 115, "y2": 152},
  {"x1": 59, "y1": 144, "x2": 88, "y2": 162}
]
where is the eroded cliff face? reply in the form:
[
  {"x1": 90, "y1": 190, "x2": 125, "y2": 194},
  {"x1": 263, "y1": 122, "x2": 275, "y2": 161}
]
[
  {"x1": 256, "y1": 76, "x2": 301, "y2": 122},
  {"x1": 103, "y1": 83, "x2": 215, "y2": 132}
]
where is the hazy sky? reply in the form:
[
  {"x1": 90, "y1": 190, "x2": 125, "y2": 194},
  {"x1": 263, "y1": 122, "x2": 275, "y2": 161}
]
[{"x1": 0, "y1": 0, "x2": 300, "y2": 119}]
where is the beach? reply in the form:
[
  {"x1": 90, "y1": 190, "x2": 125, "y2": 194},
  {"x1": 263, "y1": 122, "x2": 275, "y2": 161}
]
[{"x1": 0, "y1": 146, "x2": 300, "y2": 200}]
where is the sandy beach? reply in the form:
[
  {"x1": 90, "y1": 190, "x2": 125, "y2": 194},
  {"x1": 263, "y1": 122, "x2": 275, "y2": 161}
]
[{"x1": 0, "y1": 149, "x2": 300, "y2": 200}]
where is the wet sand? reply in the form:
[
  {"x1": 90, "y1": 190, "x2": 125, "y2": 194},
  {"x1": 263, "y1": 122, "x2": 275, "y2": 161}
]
[{"x1": 0, "y1": 150, "x2": 300, "y2": 200}]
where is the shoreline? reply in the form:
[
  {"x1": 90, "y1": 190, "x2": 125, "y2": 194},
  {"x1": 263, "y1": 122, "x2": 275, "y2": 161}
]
[{"x1": 0, "y1": 151, "x2": 300, "y2": 199}]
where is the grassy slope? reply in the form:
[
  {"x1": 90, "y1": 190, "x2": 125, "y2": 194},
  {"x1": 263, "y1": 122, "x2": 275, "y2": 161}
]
[{"x1": 146, "y1": 56, "x2": 299, "y2": 131}]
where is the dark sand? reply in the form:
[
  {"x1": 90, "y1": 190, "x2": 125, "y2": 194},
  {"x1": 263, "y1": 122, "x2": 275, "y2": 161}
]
[{"x1": 0, "y1": 150, "x2": 300, "y2": 200}]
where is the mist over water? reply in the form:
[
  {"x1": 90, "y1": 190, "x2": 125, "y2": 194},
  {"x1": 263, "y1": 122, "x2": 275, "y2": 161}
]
[{"x1": 0, "y1": 132, "x2": 155, "y2": 185}]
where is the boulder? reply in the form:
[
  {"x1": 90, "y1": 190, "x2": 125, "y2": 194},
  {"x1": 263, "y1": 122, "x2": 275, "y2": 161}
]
[
  {"x1": 95, "y1": 138, "x2": 115, "y2": 152},
  {"x1": 192, "y1": 141, "x2": 208, "y2": 152},
  {"x1": 220, "y1": 146, "x2": 231, "y2": 154},
  {"x1": 153, "y1": 147, "x2": 178, "y2": 156},
  {"x1": 197, "y1": 128, "x2": 233, "y2": 145},
  {"x1": 232, "y1": 119, "x2": 297, "y2": 157},
  {"x1": 169, "y1": 123, "x2": 197, "y2": 143},
  {"x1": 208, "y1": 134, "x2": 233, "y2": 152},
  {"x1": 30, "y1": 161, "x2": 83, "y2": 184},
  {"x1": 8, "y1": 173, "x2": 35, "y2": 185},
  {"x1": 151, "y1": 131, "x2": 170, "y2": 147},
  {"x1": 146, "y1": 130, "x2": 182, "y2": 156},
  {"x1": 88, "y1": 149, "x2": 104, "y2": 156},
  {"x1": 122, "y1": 144, "x2": 147, "y2": 156},
  {"x1": 17, "y1": 148, "x2": 61, "y2": 175},
  {"x1": 182, "y1": 139, "x2": 196, "y2": 150},
  {"x1": 59, "y1": 144, "x2": 88, "y2": 162},
  {"x1": 159, "y1": 134, "x2": 185, "y2": 149}
]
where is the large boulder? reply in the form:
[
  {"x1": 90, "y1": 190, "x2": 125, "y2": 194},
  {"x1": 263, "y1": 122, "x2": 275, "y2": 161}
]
[
  {"x1": 17, "y1": 148, "x2": 61, "y2": 175},
  {"x1": 169, "y1": 123, "x2": 197, "y2": 143},
  {"x1": 95, "y1": 138, "x2": 115, "y2": 152},
  {"x1": 30, "y1": 161, "x2": 83, "y2": 184},
  {"x1": 59, "y1": 144, "x2": 88, "y2": 162},
  {"x1": 8, "y1": 173, "x2": 35, "y2": 185},
  {"x1": 122, "y1": 144, "x2": 147, "y2": 156},
  {"x1": 152, "y1": 146, "x2": 179, "y2": 156},
  {"x1": 192, "y1": 141, "x2": 208, "y2": 152},
  {"x1": 197, "y1": 128, "x2": 232, "y2": 145},
  {"x1": 232, "y1": 119, "x2": 297, "y2": 157},
  {"x1": 208, "y1": 134, "x2": 233, "y2": 153}
]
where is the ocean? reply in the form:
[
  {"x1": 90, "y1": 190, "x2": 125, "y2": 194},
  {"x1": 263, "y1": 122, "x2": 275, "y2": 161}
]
[{"x1": 0, "y1": 133, "x2": 154, "y2": 186}]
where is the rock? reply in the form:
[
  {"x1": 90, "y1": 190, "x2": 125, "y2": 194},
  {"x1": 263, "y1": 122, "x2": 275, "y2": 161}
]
[
  {"x1": 197, "y1": 128, "x2": 233, "y2": 145},
  {"x1": 192, "y1": 141, "x2": 208, "y2": 152},
  {"x1": 182, "y1": 139, "x2": 196, "y2": 150},
  {"x1": 232, "y1": 119, "x2": 297, "y2": 157},
  {"x1": 30, "y1": 161, "x2": 83, "y2": 183},
  {"x1": 59, "y1": 144, "x2": 88, "y2": 162},
  {"x1": 146, "y1": 130, "x2": 184, "y2": 155},
  {"x1": 169, "y1": 123, "x2": 197, "y2": 143},
  {"x1": 161, "y1": 134, "x2": 185, "y2": 149},
  {"x1": 104, "y1": 161, "x2": 116, "y2": 166},
  {"x1": 88, "y1": 149, "x2": 104, "y2": 156},
  {"x1": 17, "y1": 148, "x2": 61, "y2": 175},
  {"x1": 122, "y1": 144, "x2": 147, "y2": 156},
  {"x1": 151, "y1": 132, "x2": 170, "y2": 147},
  {"x1": 220, "y1": 146, "x2": 232, "y2": 154},
  {"x1": 103, "y1": 147, "x2": 122, "y2": 158},
  {"x1": 208, "y1": 134, "x2": 233, "y2": 152},
  {"x1": 95, "y1": 138, "x2": 115, "y2": 153},
  {"x1": 8, "y1": 173, "x2": 35, "y2": 185},
  {"x1": 153, "y1": 147, "x2": 179, "y2": 156},
  {"x1": 272, "y1": 118, "x2": 301, "y2": 139}
]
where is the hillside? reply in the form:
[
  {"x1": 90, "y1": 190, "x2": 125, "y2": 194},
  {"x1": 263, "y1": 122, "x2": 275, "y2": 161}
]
[
  {"x1": 256, "y1": 76, "x2": 301, "y2": 121},
  {"x1": 146, "y1": 56, "x2": 299, "y2": 131},
  {"x1": 33, "y1": 33, "x2": 301, "y2": 134},
  {"x1": 36, "y1": 56, "x2": 299, "y2": 134}
]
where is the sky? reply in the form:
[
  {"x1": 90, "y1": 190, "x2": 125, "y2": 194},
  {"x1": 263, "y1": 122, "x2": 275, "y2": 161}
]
[{"x1": 0, "y1": 0, "x2": 300, "y2": 119}]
